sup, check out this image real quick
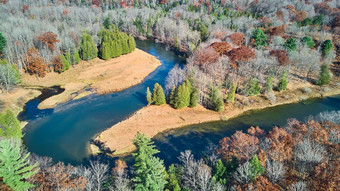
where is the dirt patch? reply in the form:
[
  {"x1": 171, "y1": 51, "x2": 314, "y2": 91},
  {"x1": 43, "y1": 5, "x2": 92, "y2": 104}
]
[
  {"x1": 94, "y1": 75, "x2": 340, "y2": 156},
  {"x1": 21, "y1": 49, "x2": 161, "y2": 109}
]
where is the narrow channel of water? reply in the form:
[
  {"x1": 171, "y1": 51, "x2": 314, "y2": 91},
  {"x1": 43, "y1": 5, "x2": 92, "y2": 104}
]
[
  {"x1": 21, "y1": 40, "x2": 340, "y2": 166},
  {"x1": 21, "y1": 40, "x2": 184, "y2": 165},
  {"x1": 153, "y1": 95, "x2": 340, "y2": 166}
]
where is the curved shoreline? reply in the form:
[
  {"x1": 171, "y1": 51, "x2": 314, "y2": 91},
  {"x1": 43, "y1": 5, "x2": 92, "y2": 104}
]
[
  {"x1": 93, "y1": 79, "x2": 340, "y2": 157},
  {"x1": 17, "y1": 49, "x2": 161, "y2": 110}
]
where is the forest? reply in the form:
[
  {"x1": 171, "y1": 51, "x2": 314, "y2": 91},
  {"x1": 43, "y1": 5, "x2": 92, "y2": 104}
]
[{"x1": 0, "y1": 0, "x2": 340, "y2": 190}]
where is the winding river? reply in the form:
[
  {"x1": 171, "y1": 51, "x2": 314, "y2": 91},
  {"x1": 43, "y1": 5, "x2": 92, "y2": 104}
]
[{"x1": 21, "y1": 40, "x2": 340, "y2": 166}]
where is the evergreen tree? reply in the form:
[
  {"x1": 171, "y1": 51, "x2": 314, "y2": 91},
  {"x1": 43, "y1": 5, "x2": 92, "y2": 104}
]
[
  {"x1": 252, "y1": 28, "x2": 267, "y2": 48},
  {"x1": 0, "y1": 109, "x2": 23, "y2": 139},
  {"x1": 128, "y1": 35, "x2": 136, "y2": 52},
  {"x1": 100, "y1": 42, "x2": 111, "y2": 60},
  {"x1": 189, "y1": 87, "x2": 200, "y2": 107},
  {"x1": 169, "y1": 86, "x2": 176, "y2": 106},
  {"x1": 321, "y1": 40, "x2": 333, "y2": 57},
  {"x1": 212, "y1": 159, "x2": 227, "y2": 185},
  {"x1": 183, "y1": 79, "x2": 192, "y2": 107},
  {"x1": 132, "y1": 133, "x2": 167, "y2": 191},
  {"x1": 103, "y1": 17, "x2": 111, "y2": 29},
  {"x1": 277, "y1": 71, "x2": 288, "y2": 92},
  {"x1": 0, "y1": 139, "x2": 38, "y2": 191},
  {"x1": 0, "y1": 32, "x2": 6, "y2": 57},
  {"x1": 146, "y1": 87, "x2": 153, "y2": 105},
  {"x1": 152, "y1": 83, "x2": 166, "y2": 105},
  {"x1": 245, "y1": 79, "x2": 261, "y2": 96},
  {"x1": 265, "y1": 76, "x2": 273, "y2": 92},
  {"x1": 121, "y1": 34, "x2": 130, "y2": 54},
  {"x1": 211, "y1": 86, "x2": 224, "y2": 112},
  {"x1": 73, "y1": 48, "x2": 81, "y2": 65},
  {"x1": 80, "y1": 32, "x2": 97, "y2": 61},
  {"x1": 60, "y1": 55, "x2": 70, "y2": 71},
  {"x1": 316, "y1": 64, "x2": 331, "y2": 85},
  {"x1": 173, "y1": 83, "x2": 189, "y2": 109},
  {"x1": 227, "y1": 83, "x2": 237, "y2": 103},
  {"x1": 65, "y1": 51, "x2": 72, "y2": 65},
  {"x1": 249, "y1": 155, "x2": 264, "y2": 180},
  {"x1": 301, "y1": 36, "x2": 315, "y2": 48},
  {"x1": 284, "y1": 38, "x2": 297, "y2": 52},
  {"x1": 165, "y1": 164, "x2": 181, "y2": 191}
]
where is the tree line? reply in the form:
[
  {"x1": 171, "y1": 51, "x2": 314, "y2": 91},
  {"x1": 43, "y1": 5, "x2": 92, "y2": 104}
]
[{"x1": 1, "y1": 108, "x2": 339, "y2": 190}]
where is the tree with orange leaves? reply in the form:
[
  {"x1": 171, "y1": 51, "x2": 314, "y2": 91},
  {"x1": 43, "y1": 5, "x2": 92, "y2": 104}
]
[
  {"x1": 227, "y1": 46, "x2": 256, "y2": 64},
  {"x1": 217, "y1": 130, "x2": 260, "y2": 162},
  {"x1": 37, "y1": 32, "x2": 59, "y2": 51},
  {"x1": 24, "y1": 47, "x2": 48, "y2": 78}
]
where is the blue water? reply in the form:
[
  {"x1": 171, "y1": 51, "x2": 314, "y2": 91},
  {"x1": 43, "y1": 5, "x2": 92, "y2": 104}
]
[
  {"x1": 22, "y1": 40, "x2": 184, "y2": 164},
  {"x1": 21, "y1": 40, "x2": 340, "y2": 166}
]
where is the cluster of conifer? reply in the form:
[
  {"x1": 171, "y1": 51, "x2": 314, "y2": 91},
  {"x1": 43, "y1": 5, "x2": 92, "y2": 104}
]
[{"x1": 98, "y1": 25, "x2": 136, "y2": 60}]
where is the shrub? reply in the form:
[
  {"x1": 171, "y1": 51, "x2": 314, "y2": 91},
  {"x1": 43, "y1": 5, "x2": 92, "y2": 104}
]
[
  {"x1": 245, "y1": 79, "x2": 261, "y2": 96},
  {"x1": 277, "y1": 71, "x2": 288, "y2": 92}
]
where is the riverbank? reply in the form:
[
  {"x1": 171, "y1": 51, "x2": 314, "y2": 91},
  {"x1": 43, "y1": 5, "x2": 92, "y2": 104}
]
[
  {"x1": 20, "y1": 48, "x2": 161, "y2": 109},
  {"x1": 93, "y1": 76, "x2": 340, "y2": 156}
]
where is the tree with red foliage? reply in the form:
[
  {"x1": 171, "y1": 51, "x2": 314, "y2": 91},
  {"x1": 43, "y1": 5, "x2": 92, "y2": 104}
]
[
  {"x1": 227, "y1": 46, "x2": 256, "y2": 64},
  {"x1": 52, "y1": 55, "x2": 64, "y2": 73},
  {"x1": 37, "y1": 32, "x2": 59, "y2": 51},
  {"x1": 266, "y1": 127, "x2": 294, "y2": 162},
  {"x1": 270, "y1": 50, "x2": 290, "y2": 66},
  {"x1": 92, "y1": 0, "x2": 103, "y2": 7},
  {"x1": 228, "y1": 33, "x2": 245, "y2": 46},
  {"x1": 267, "y1": 25, "x2": 286, "y2": 37},
  {"x1": 193, "y1": 47, "x2": 219, "y2": 65},
  {"x1": 209, "y1": 42, "x2": 232, "y2": 55},
  {"x1": 217, "y1": 130, "x2": 260, "y2": 162},
  {"x1": 24, "y1": 47, "x2": 48, "y2": 78}
]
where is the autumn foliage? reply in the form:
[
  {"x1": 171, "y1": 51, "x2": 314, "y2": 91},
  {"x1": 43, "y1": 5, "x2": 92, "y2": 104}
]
[
  {"x1": 227, "y1": 46, "x2": 256, "y2": 64},
  {"x1": 209, "y1": 42, "x2": 232, "y2": 55},
  {"x1": 270, "y1": 49, "x2": 290, "y2": 66},
  {"x1": 228, "y1": 33, "x2": 245, "y2": 46},
  {"x1": 24, "y1": 47, "x2": 48, "y2": 77},
  {"x1": 37, "y1": 32, "x2": 59, "y2": 51},
  {"x1": 192, "y1": 47, "x2": 220, "y2": 65}
]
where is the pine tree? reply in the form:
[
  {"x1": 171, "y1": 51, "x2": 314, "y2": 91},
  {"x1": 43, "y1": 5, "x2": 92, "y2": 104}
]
[
  {"x1": 301, "y1": 36, "x2": 315, "y2": 48},
  {"x1": 252, "y1": 28, "x2": 267, "y2": 48},
  {"x1": 73, "y1": 48, "x2": 81, "y2": 65},
  {"x1": 146, "y1": 87, "x2": 153, "y2": 105},
  {"x1": 65, "y1": 51, "x2": 72, "y2": 65},
  {"x1": 0, "y1": 109, "x2": 23, "y2": 139},
  {"x1": 277, "y1": 71, "x2": 288, "y2": 92},
  {"x1": 152, "y1": 83, "x2": 166, "y2": 105},
  {"x1": 121, "y1": 34, "x2": 129, "y2": 54},
  {"x1": 165, "y1": 164, "x2": 181, "y2": 191},
  {"x1": 211, "y1": 86, "x2": 224, "y2": 112},
  {"x1": 100, "y1": 42, "x2": 110, "y2": 60},
  {"x1": 80, "y1": 32, "x2": 97, "y2": 61},
  {"x1": 60, "y1": 55, "x2": 70, "y2": 72},
  {"x1": 0, "y1": 32, "x2": 7, "y2": 57},
  {"x1": 245, "y1": 79, "x2": 261, "y2": 96},
  {"x1": 212, "y1": 159, "x2": 227, "y2": 185},
  {"x1": 0, "y1": 139, "x2": 38, "y2": 191},
  {"x1": 169, "y1": 86, "x2": 176, "y2": 106},
  {"x1": 128, "y1": 35, "x2": 136, "y2": 52},
  {"x1": 183, "y1": 79, "x2": 192, "y2": 107},
  {"x1": 249, "y1": 155, "x2": 264, "y2": 180},
  {"x1": 132, "y1": 133, "x2": 167, "y2": 191},
  {"x1": 227, "y1": 83, "x2": 237, "y2": 103},
  {"x1": 189, "y1": 87, "x2": 200, "y2": 107},
  {"x1": 173, "y1": 84, "x2": 188, "y2": 109},
  {"x1": 284, "y1": 38, "x2": 297, "y2": 52},
  {"x1": 321, "y1": 40, "x2": 333, "y2": 57},
  {"x1": 316, "y1": 64, "x2": 331, "y2": 85},
  {"x1": 265, "y1": 76, "x2": 273, "y2": 92}
]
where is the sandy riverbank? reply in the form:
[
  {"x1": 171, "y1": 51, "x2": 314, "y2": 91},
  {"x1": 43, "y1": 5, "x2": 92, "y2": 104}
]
[
  {"x1": 21, "y1": 49, "x2": 161, "y2": 109},
  {"x1": 93, "y1": 76, "x2": 340, "y2": 156}
]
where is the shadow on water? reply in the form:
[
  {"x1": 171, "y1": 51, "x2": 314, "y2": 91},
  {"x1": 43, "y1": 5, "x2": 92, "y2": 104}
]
[
  {"x1": 21, "y1": 40, "x2": 184, "y2": 165},
  {"x1": 20, "y1": 40, "x2": 340, "y2": 167}
]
